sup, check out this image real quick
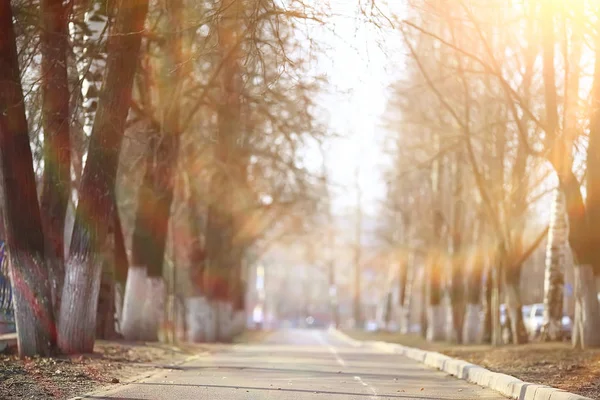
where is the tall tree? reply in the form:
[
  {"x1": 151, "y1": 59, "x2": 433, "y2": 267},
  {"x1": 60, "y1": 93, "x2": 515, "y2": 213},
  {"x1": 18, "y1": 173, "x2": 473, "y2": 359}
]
[
  {"x1": 39, "y1": 0, "x2": 71, "y2": 320},
  {"x1": 541, "y1": 189, "x2": 567, "y2": 340},
  {"x1": 123, "y1": 0, "x2": 184, "y2": 341},
  {"x1": 203, "y1": 0, "x2": 245, "y2": 341},
  {"x1": 57, "y1": 0, "x2": 150, "y2": 354},
  {"x1": 0, "y1": 0, "x2": 56, "y2": 357}
]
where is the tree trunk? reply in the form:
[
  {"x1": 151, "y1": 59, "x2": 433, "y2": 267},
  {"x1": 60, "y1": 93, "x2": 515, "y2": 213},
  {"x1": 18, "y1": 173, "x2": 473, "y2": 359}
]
[
  {"x1": 426, "y1": 210, "x2": 445, "y2": 342},
  {"x1": 558, "y1": 170, "x2": 600, "y2": 349},
  {"x1": 481, "y1": 263, "x2": 492, "y2": 344},
  {"x1": 399, "y1": 252, "x2": 413, "y2": 333},
  {"x1": 0, "y1": 1, "x2": 56, "y2": 357},
  {"x1": 541, "y1": 188, "x2": 566, "y2": 341},
  {"x1": 420, "y1": 264, "x2": 428, "y2": 338},
  {"x1": 572, "y1": 265, "x2": 600, "y2": 348},
  {"x1": 40, "y1": 0, "x2": 71, "y2": 318},
  {"x1": 490, "y1": 257, "x2": 502, "y2": 346},
  {"x1": 203, "y1": 0, "x2": 245, "y2": 342},
  {"x1": 556, "y1": 10, "x2": 600, "y2": 349},
  {"x1": 80, "y1": 0, "x2": 111, "y2": 138},
  {"x1": 113, "y1": 206, "x2": 128, "y2": 334},
  {"x1": 96, "y1": 201, "x2": 125, "y2": 340},
  {"x1": 95, "y1": 235, "x2": 117, "y2": 340},
  {"x1": 57, "y1": 0, "x2": 149, "y2": 354},
  {"x1": 568, "y1": 14, "x2": 600, "y2": 349},
  {"x1": 124, "y1": 0, "x2": 183, "y2": 342},
  {"x1": 447, "y1": 152, "x2": 465, "y2": 343},
  {"x1": 504, "y1": 277, "x2": 527, "y2": 344},
  {"x1": 463, "y1": 232, "x2": 483, "y2": 344},
  {"x1": 186, "y1": 182, "x2": 207, "y2": 342},
  {"x1": 504, "y1": 238, "x2": 528, "y2": 344},
  {"x1": 395, "y1": 256, "x2": 407, "y2": 329},
  {"x1": 449, "y1": 256, "x2": 465, "y2": 344},
  {"x1": 426, "y1": 250, "x2": 445, "y2": 341}
]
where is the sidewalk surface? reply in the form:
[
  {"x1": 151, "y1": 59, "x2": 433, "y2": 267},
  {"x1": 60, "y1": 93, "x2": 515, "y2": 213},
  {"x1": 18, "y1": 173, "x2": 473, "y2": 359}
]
[{"x1": 74, "y1": 328, "x2": 506, "y2": 399}]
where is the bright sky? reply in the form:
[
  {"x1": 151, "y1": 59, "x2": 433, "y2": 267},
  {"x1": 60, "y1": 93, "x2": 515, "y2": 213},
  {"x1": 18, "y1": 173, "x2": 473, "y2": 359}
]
[{"x1": 302, "y1": 0, "x2": 405, "y2": 216}]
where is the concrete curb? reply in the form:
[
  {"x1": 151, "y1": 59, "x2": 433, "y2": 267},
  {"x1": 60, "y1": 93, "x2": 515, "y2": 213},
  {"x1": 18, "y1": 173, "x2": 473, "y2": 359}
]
[
  {"x1": 68, "y1": 351, "x2": 206, "y2": 399},
  {"x1": 327, "y1": 326, "x2": 363, "y2": 347},
  {"x1": 332, "y1": 330, "x2": 591, "y2": 400}
]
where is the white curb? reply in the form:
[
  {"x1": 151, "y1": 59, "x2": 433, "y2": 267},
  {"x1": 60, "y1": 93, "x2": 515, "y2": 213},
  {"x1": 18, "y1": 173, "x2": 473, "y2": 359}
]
[
  {"x1": 331, "y1": 330, "x2": 592, "y2": 400},
  {"x1": 327, "y1": 326, "x2": 362, "y2": 347}
]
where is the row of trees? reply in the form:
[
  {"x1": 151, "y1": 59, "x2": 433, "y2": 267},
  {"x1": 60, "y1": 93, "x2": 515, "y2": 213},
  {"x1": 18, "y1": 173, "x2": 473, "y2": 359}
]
[
  {"x1": 379, "y1": 0, "x2": 600, "y2": 348},
  {"x1": 1, "y1": 0, "x2": 327, "y2": 357}
]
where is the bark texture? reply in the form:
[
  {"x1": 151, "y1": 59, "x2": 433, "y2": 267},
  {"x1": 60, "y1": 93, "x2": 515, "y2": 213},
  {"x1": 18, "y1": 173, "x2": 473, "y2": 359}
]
[
  {"x1": 399, "y1": 252, "x2": 413, "y2": 334},
  {"x1": 540, "y1": 0, "x2": 600, "y2": 349},
  {"x1": 120, "y1": 266, "x2": 147, "y2": 340},
  {"x1": 95, "y1": 215, "x2": 119, "y2": 340},
  {"x1": 541, "y1": 188, "x2": 567, "y2": 341},
  {"x1": 126, "y1": 0, "x2": 183, "y2": 341},
  {"x1": 464, "y1": 218, "x2": 484, "y2": 344},
  {"x1": 40, "y1": 0, "x2": 71, "y2": 317},
  {"x1": 0, "y1": 1, "x2": 56, "y2": 357},
  {"x1": 481, "y1": 263, "x2": 492, "y2": 344},
  {"x1": 80, "y1": 0, "x2": 110, "y2": 137},
  {"x1": 426, "y1": 212, "x2": 445, "y2": 342},
  {"x1": 448, "y1": 154, "x2": 465, "y2": 343},
  {"x1": 203, "y1": 0, "x2": 245, "y2": 341},
  {"x1": 58, "y1": 0, "x2": 150, "y2": 354},
  {"x1": 572, "y1": 265, "x2": 600, "y2": 348}
]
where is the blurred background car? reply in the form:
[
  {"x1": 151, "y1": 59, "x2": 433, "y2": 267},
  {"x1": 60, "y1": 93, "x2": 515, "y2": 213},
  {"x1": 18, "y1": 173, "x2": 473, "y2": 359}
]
[{"x1": 526, "y1": 303, "x2": 572, "y2": 339}]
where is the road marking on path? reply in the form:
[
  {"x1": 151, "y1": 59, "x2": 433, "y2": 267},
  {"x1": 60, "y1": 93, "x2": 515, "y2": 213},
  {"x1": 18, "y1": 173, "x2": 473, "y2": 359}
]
[
  {"x1": 354, "y1": 376, "x2": 379, "y2": 399},
  {"x1": 313, "y1": 331, "x2": 346, "y2": 367}
]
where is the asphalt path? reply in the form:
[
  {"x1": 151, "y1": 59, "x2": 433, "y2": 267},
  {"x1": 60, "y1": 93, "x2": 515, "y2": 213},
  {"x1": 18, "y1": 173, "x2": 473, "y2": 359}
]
[{"x1": 83, "y1": 328, "x2": 507, "y2": 399}]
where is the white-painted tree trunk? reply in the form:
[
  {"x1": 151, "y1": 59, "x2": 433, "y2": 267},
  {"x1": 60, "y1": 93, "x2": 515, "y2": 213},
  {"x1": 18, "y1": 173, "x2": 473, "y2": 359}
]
[
  {"x1": 462, "y1": 304, "x2": 481, "y2": 344},
  {"x1": 57, "y1": 254, "x2": 103, "y2": 353},
  {"x1": 205, "y1": 301, "x2": 217, "y2": 342},
  {"x1": 232, "y1": 311, "x2": 246, "y2": 336},
  {"x1": 541, "y1": 188, "x2": 567, "y2": 341},
  {"x1": 120, "y1": 266, "x2": 147, "y2": 340},
  {"x1": 426, "y1": 305, "x2": 445, "y2": 342},
  {"x1": 400, "y1": 265, "x2": 413, "y2": 334},
  {"x1": 175, "y1": 296, "x2": 186, "y2": 342},
  {"x1": 121, "y1": 269, "x2": 166, "y2": 341},
  {"x1": 444, "y1": 297, "x2": 457, "y2": 342},
  {"x1": 572, "y1": 265, "x2": 600, "y2": 349},
  {"x1": 80, "y1": 1, "x2": 109, "y2": 137},
  {"x1": 114, "y1": 282, "x2": 124, "y2": 335},
  {"x1": 505, "y1": 283, "x2": 526, "y2": 343},
  {"x1": 217, "y1": 301, "x2": 233, "y2": 342},
  {"x1": 140, "y1": 276, "x2": 165, "y2": 341},
  {"x1": 399, "y1": 306, "x2": 410, "y2": 334},
  {"x1": 186, "y1": 296, "x2": 208, "y2": 342}
]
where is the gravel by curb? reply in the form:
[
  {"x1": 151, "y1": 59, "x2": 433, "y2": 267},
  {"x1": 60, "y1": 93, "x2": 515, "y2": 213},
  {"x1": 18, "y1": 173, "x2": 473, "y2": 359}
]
[{"x1": 330, "y1": 329, "x2": 592, "y2": 400}]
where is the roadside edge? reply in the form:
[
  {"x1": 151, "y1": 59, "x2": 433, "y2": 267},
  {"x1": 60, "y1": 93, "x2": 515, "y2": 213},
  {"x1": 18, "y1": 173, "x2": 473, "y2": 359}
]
[
  {"x1": 331, "y1": 329, "x2": 591, "y2": 400},
  {"x1": 327, "y1": 326, "x2": 362, "y2": 347},
  {"x1": 68, "y1": 351, "x2": 207, "y2": 400}
]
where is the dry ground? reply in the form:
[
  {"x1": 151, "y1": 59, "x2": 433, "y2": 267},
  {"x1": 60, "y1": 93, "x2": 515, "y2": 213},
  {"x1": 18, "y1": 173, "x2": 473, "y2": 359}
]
[
  {"x1": 0, "y1": 328, "x2": 273, "y2": 400},
  {"x1": 344, "y1": 330, "x2": 600, "y2": 399},
  {"x1": 0, "y1": 340, "x2": 208, "y2": 400}
]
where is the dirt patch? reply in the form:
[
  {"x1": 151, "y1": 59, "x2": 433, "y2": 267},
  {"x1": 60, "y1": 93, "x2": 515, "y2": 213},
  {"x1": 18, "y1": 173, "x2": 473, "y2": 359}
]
[
  {"x1": 344, "y1": 330, "x2": 600, "y2": 399},
  {"x1": 0, "y1": 340, "x2": 206, "y2": 400}
]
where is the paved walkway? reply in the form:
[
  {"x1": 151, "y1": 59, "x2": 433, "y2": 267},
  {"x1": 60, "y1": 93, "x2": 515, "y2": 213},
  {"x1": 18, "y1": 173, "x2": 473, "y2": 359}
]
[{"x1": 80, "y1": 329, "x2": 507, "y2": 399}]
